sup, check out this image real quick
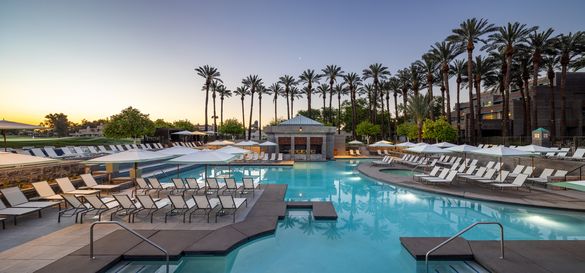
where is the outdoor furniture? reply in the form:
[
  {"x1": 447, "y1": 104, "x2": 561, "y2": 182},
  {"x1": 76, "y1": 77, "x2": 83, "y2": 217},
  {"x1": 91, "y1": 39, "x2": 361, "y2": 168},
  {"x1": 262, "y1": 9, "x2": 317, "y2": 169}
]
[
  {"x1": 134, "y1": 178, "x2": 153, "y2": 196},
  {"x1": 1, "y1": 187, "x2": 58, "y2": 212},
  {"x1": 171, "y1": 178, "x2": 188, "y2": 195},
  {"x1": 111, "y1": 194, "x2": 140, "y2": 222},
  {"x1": 422, "y1": 170, "x2": 457, "y2": 185},
  {"x1": 459, "y1": 167, "x2": 487, "y2": 180},
  {"x1": 217, "y1": 195, "x2": 247, "y2": 223},
  {"x1": 527, "y1": 168, "x2": 555, "y2": 184},
  {"x1": 477, "y1": 170, "x2": 510, "y2": 184},
  {"x1": 492, "y1": 174, "x2": 529, "y2": 191},
  {"x1": 414, "y1": 166, "x2": 441, "y2": 181},
  {"x1": 239, "y1": 178, "x2": 258, "y2": 198},
  {"x1": 31, "y1": 181, "x2": 63, "y2": 201},
  {"x1": 421, "y1": 168, "x2": 449, "y2": 182},
  {"x1": 80, "y1": 174, "x2": 121, "y2": 192},
  {"x1": 355, "y1": 150, "x2": 362, "y2": 156},
  {"x1": 59, "y1": 194, "x2": 89, "y2": 223},
  {"x1": 30, "y1": 148, "x2": 47, "y2": 158},
  {"x1": 205, "y1": 178, "x2": 224, "y2": 195},
  {"x1": 468, "y1": 169, "x2": 496, "y2": 182},
  {"x1": 56, "y1": 177, "x2": 101, "y2": 196},
  {"x1": 79, "y1": 194, "x2": 119, "y2": 224},
  {"x1": 193, "y1": 195, "x2": 220, "y2": 223},
  {"x1": 134, "y1": 195, "x2": 169, "y2": 223},
  {"x1": 147, "y1": 177, "x2": 174, "y2": 197},
  {"x1": 0, "y1": 200, "x2": 41, "y2": 225},
  {"x1": 457, "y1": 165, "x2": 476, "y2": 175},
  {"x1": 185, "y1": 178, "x2": 204, "y2": 195},
  {"x1": 223, "y1": 178, "x2": 239, "y2": 195},
  {"x1": 166, "y1": 195, "x2": 197, "y2": 223}
]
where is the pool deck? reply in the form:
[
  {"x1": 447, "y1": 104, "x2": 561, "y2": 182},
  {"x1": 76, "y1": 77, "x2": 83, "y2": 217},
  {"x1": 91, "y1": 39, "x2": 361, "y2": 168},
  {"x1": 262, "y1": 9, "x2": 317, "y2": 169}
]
[
  {"x1": 358, "y1": 163, "x2": 585, "y2": 211},
  {"x1": 0, "y1": 184, "x2": 336, "y2": 273},
  {"x1": 401, "y1": 237, "x2": 585, "y2": 273}
]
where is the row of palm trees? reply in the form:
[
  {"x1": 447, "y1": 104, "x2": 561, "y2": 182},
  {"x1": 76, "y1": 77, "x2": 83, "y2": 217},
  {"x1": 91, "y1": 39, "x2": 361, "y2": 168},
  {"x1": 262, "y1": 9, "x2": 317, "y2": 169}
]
[{"x1": 196, "y1": 19, "x2": 583, "y2": 142}]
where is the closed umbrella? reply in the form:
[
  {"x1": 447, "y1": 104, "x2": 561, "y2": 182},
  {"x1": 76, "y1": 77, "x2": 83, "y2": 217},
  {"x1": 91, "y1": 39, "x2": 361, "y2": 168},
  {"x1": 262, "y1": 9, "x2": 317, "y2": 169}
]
[
  {"x1": 0, "y1": 120, "x2": 45, "y2": 151},
  {"x1": 168, "y1": 150, "x2": 236, "y2": 179}
]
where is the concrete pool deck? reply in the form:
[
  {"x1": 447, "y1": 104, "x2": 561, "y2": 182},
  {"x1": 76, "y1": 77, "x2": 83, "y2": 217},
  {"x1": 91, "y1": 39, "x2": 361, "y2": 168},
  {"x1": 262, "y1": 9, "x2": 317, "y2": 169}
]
[{"x1": 358, "y1": 163, "x2": 585, "y2": 211}]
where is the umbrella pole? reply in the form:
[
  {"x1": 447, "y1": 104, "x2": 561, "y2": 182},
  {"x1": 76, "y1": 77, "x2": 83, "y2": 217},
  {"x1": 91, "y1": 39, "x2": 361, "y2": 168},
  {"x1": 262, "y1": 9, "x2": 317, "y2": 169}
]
[
  {"x1": 205, "y1": 165, "x2": 208, "y2": 179},
  {"x1": 177, "y1": 164, "x2": 180, "y2": 178},
  {"x1": 2, "y1": 129, "x2": 6, "y2": 152},
  {"x1": 134, "y1": 162, "x2": 139, "y2": 178}
]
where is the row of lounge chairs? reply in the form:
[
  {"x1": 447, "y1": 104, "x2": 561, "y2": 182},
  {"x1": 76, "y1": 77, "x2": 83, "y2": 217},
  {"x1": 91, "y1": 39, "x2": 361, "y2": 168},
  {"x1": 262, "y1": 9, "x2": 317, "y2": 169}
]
[
  {"x1": 376, "y1": 150, "x2": 392, "y2": 156},
  {"x1": 17, "y1": 143, "x2": 165, "y2": 159},
  {"x1": 235, "y1": 152, "x2": 284, "y2": 162},
  {"x1": 478, "y1": 144, "x2": 585, "y2": 161},
  {"x1": 171, "y1": 142, "x2": 201, "y2": 148},
  {"x1": 348, "y1": 149, "x2": 362, "y2": 156}
]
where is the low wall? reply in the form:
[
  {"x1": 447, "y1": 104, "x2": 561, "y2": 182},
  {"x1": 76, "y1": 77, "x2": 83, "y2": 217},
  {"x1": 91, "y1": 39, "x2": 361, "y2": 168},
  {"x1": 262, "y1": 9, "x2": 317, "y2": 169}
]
[{"x1": 0, "y1": 162, "x2": 85, "y2": 188}]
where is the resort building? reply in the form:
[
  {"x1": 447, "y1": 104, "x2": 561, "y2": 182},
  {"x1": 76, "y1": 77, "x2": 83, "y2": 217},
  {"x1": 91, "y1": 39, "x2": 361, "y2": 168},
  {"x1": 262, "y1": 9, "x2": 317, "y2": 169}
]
[
  {"x1": 69, "y1": 124, "x2": 104, "y2": 137},
  {"x1": 453, "y1": 72, "x2": 585, "y2": 139},
  {"x1": 264, "y1": 115, "x2": 339, "y2": 161}
]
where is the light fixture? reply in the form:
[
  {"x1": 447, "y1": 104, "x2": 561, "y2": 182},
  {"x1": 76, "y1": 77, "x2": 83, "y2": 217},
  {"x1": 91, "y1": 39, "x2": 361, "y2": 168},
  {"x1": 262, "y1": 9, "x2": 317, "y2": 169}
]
[{"x1": 299, "y1": 127, "x2": 303, "y2": 132}]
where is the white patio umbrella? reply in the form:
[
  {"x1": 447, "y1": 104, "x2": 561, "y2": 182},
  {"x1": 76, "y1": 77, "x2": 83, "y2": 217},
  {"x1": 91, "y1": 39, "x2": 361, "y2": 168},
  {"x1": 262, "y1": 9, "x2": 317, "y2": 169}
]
[
  {"x1": 395, "y1": 141, "x2": 417, "y2": 147},
  {"x1": 414, "y1": 142, "x2": 429, "y2": 146},
  {"x1": 0, "y1": 152, "x2": 57, "y2": 167},
  {"x1": 432, "y1": 142, "x2": 457, "y2": 148},
  {"x1": 156, "y1": 146, "x2": 198, "y2": 156},
  {"x1": 445, "y1": 144, "x2": 480, "y2": 166},
  {"x1": 86, "y1": 150, "x2": 175, "y2": 178},
  {"x1": 259, "y1": 141, "x2": 277, "y2": 147},
  {"x1": 217, "y1": 145, "x2": 252, "y2": 155},
  {"x1": 221, "y1": 140, "x2": 236, "y2": 145},
  {"x1": 369, "y1": 142, "x2": 394, "y2": 148},
  {"x1": 0, "y1": 120, "x2": 45, "y2": 151},
  {"x1": 407, "y1": 144, "x2": 451, "y2": 154},
  {"x1": 191, "y1": 131, "x2": 208, "y2": 136},
  {"x1": 470, "y1": 146, "x2": 535, "y2": 177},
  {"x1": 168, "y1": 150, "x2": 236, "y2": 178},
  {"x1": 171, "y1": 130, "x2": 194, "y2": 136},
  {"x1": 235, "y1": 140, "x2": 259, "y2": 146},
  {"x1": 348, "y1": 140, "x2": 364, "y2": 145},
  {"x1": 516, "y1": 144, "x2": 557, "y2": 154},
  {"x1": 206, "y1": 140, "x2": 227, "y2": 146}
]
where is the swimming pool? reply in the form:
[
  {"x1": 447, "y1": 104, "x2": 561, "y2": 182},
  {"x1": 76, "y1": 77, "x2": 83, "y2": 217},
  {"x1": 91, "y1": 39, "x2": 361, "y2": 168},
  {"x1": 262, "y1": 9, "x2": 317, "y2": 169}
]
[{"x1": 111, "y1": 160, "x2": 585, "y2": 273}]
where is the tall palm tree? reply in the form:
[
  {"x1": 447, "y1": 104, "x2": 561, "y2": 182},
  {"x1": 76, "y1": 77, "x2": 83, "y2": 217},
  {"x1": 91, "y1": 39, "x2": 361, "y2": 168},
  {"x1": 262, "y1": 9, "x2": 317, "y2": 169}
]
[
  {"x1": 316, "y1": 84, "x2": 330, "y2": 120},
  {"x1": 363, "y1": 83, "x2": 375, "y2": 121},
  {"x1": 448, "y1": 18, "x2": 497, "y2": 143},
  {"x1": 543, "y1": 53, "x2": 560, "y2": 142},
  {"x1": 517, "y1": 50, "x2": 532, "y2": 136},
  {"x1": 397, "y1": 69, "x2": 412, "y2": 118},
  {"x1": 387, "y1": 77, "x2": 401, "y2": 123},
  {"x1": 527, "y1": 28, "x2": 555, "y2": 131},
  {"x1": 233, "y1": 86, "x2": 249, "y2": 138},
  {"x1": 335, "y1": 83, "x2": 348, "y2": 134},
  {"x1": 344, "y1": 73, "x2": 362, "y2": 139},
  {"x1": 210, "y1": 80, "x2": 220, "y2": 137},
  {"x1": 268, "y1": 83, "x2": 283, "y2": 122},
  {"x1": 195, "y1": 65, "x2": 221, "y2": 132},
  {"x1": 257, "y1": 84, "x2": 267, "y2": 140},
  {"x1": 414, "y1": 53, "x2": 439, "y2": 120},
  {"x1": 471, "y1": 55, "x2": 497, "y2": 140},
  {"x1": 431, "y1": 41, "x2": 463, "y2": 125},
  {"x1": 289, "y1": 86, "x2": 303, "y2": 117},
  {"x1": 217, "y1": 84, "x2": 232, "y2": 127},
  {"x1": 553, "y1": 31, "x2": 584, "y2": 136},
  {"x1": 485, "y1": 22, "x2": 537, "y2": 140},
  {"x1": 242, "y1": 75, "x2": 263, "y2": 140},
  {"x1": 299, "y1": 69, "x2": 322, "y2": 114},
  {"x1": 362, "y1": 63, "x2": 391, "y2": 123},
  {"x1": 405, "y1": 93, "x2": 432, "y2": 142},
  {"x1": 278, "y1": 75, "x2": 297, "y2": 119},
  {"x1": 322, "y1": 65, "x2": 344, "y2": 123},
  {"x1": 450, "y1": 59, "x2": 466, "y2": 139}
]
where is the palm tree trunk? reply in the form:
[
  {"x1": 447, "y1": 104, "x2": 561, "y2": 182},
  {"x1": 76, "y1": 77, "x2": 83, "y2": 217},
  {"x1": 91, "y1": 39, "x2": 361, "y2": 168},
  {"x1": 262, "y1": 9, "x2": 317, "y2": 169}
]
[
  {"x1": 241, "y1": 97, "x2": 246, "y2": 139},
  {"x1": 523, "y1": 78, "x2": 532, "y2": 135},
  {"x1": 220, "y1": 97, "x2": 224, "y2": 127},
  {"x1": 402, "y1": 92, "x2": 408, "y2": 118},
  {"x1": 503, "y1": 55, "x2": 513, "y2": 142},
  {"x1": 351, "y1": 89, "x2": 357, "y2": 139},
  {"x1": 212, "y1": 88, "x2": 217, "y2": 139},
  {"x1": 548, "y1": 71, "x2": 556, "y2": 142},
  {"x1": 274, "y1": 94, "x2": 278, "y2": 122},
  {"x1": 394, "y1": 92, "x2": 399, "y2": 122},
  {"x1": 323, "y1": 92, "x2": 326, "y2": 120},
  {"x1": 417, "y1": 121, "x2": 423, "y2": 142},
  {"x1": 456, "y1": 80, "x2": 461, "y2": 141},
  {"x1": 386, "y1": 92, "x2": 392, "y2": 137},
  {"x1": 337, "y1": 92, "x2": 342, "y2": 134},
  {"x1": 467, "y1": 50, "x2": 476, "y2": 144},
  {"x1": 372, "y1": 80, "x2": 379, "y2": 123},
  {"x1": 532, "y1": 61, "x2": 540, "y2": 131},
  {"x1": 380, "y1": 92, "x2": 386, "y2": 139},
  {"x1": 560, "y1": 63, "x2": 568, "y2": 136},
  {"x1": 440, "y1": 85, "x2": 446, "y2": 117},
  {"x1": 204, "y1": 83, "x2": 210, "y2": 132},
  {"x1": 258, "y1": 96, "x2": 262, "y2": 140},
  {"x1": 286, "y1": 88, "x2": 290, "y2": 119},
  {"x1": 428, "y1": 75, "x2": 435, "y2": 121},
  {"x1": 291, "y1": 96, "x2": 295, "y2": 117},
  {"x1": 329, "y1": 81, "x2": 334, "y2": 123},
  {"x1": 475, "y1": 77, "x2": 482, "y2": 140},
  {"x1": 517, "y1": 81, "x2": 528, "y2": 136},
  {"x1": 443, "y1": 67, "x2": 451, "y2": 123},
  {"x1": 248, "y1": 91, "x2": 255, "y2": 140}
]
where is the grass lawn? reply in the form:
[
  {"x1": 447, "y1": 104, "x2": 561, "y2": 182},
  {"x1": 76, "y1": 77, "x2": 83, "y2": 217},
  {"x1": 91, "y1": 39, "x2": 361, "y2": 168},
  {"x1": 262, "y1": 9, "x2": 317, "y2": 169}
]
[{"x1": 2, "y1": 136, "x2": 133, "y2": 148}]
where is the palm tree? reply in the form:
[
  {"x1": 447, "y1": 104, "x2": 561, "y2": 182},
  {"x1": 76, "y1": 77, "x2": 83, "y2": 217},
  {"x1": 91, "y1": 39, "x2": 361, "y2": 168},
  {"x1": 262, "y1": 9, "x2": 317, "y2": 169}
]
[
  {"x1": 316, "y1": 84, "x2": 330, "y2": 120},
  {"x1": 299, "y1": 69, "x2": 322, "y2": 113},
  {"x1": 527, "y1": 28, "x2": 555, "y2": 131},
  {"x1": 334, "y1": 83, "x2": 348, "y2": 134},
  {"x1": 268, "y1": 83, "x2": 283, "y2": 122},
  {"x1": 322, "y1": 65, "x2": 344, "y2": 123},
  {"x1": 362, "y1": 63, "x2": 391, "y2": 123},
  {"x1": 450, "y1": 59, "x2": 466, "y2": 139},
  {"x1": 543, "y1": 53, "x2": 560, "y2": 142},
  {"x1": 363, "y1": 83, "x2": 375, "y2": 121},
  {"x1": 485, "y1": 22, "x2": 537, "y2": 140},
  {"x1": 387, "y1": 77, "x2": 401, "y2": 123},
  {"x1": 242, "y1": 75, "x2": 263, "y2": 140},
  {"x1": 257, "y1": 84, "x2": 267, "y2": 140},
  {"x1": 195, "y1": 65, "x2": 221, "y2": 133},
  {"x1": 471, "y1": 55, "x2": 497, "y2": 140},
  {"x1": 397, "y1": 69, "x2": 412, "y2": 118},
  {"x1": 217, "y1": 84, "x2": 232, "y2": 127},
  {"x1": 415, "y1": 53, "x2": 439, "y2": 120},
  {"x1": 431, "y1": 41, "x2": 463, "y2": 125},
  {"x1": 380, "y1": 80, "x2": 394, "y2": 136},
  {"x1": 517, "y1": 50, "x2": 532, "y2": 136},
  {"x1": 289, "y1": 86, "x2": 303, "y2": 116},
  {"x1": 278, "y1": 75, "x2": 297, "y2": 119},
  {"x1": 233, "y1": 86, "x2": 249, "y2": 138},
  {"x1": 448, "y1": 18, "x2": 497, "y2": 143},
  {"x1": 552, "y1": 31, "x2": 584, "y2": 136},
  {"x1": 210, "y1": 80, "x2": 220, "y2": 137},
  {"x1": 405, "y1": 93, "x2": 432, "y2": 142},
  {"x1": 343, "y1": 73, "x2": 362, "y2": 139}
]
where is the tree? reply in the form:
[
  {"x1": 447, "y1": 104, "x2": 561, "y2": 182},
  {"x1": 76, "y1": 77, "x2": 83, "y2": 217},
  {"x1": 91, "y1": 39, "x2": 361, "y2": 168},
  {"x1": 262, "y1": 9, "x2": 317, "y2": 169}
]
[
  {"x1": 322, "y1": 65, "x2": 344, "y2": 123},
  {"x1": 172, "y1": 119, "x2": 196, "y2": 131},
  {"x1": 217, "y1": 84, "x2": 232, "y2": 127},
  {"x1": 423, "y1": 118, "x2": 457, "y2": 142},
  {"x1": 362, "y1": 63, "x2": 391, "y2": 123},
  {"x1": 396, "y1": 122, "x2": 417, "y2": 141},
  {"x1": 257, "y1": 84, "x2": 267, "y2": 140},
  {"x1": 195, "y1": 65, "x2": 221, "y2": 132},
  {"x1": 415, "y1": 53, "x2": 439, "y2": 120},
  {"x1": 242, "y1": 75, "x2": 263, "y2": 140},
  {"x1": 543, "y1": 53, "x2": 560, "y2": 142},
  {"x1": 219, "y1": 119, "x2": 245, "y2": 139},
  {"x1": 316, "y1": 83, "x2": 329, "y2": 120},
  {"x1": 448, "y1": 18, "x2": 497, "y2": 143},
  {"x1": 42, "y1": 113, "x2": 70, "y2": 137},
  {"x1": 335, "y1": 83, "x2": 348, "y2": 134},
  {"x1": 278, "y1": 75, "x2": 296, "y2": 119},
  {"x1": 233, "y1": 86, "x2": 249, "y2": 138},
  {"x1": 299, "y1": 69, "x2": 321, "y2": 113},
  {"x1": 103, "y1": 107, "x2": 155, "y2": 142},
  {"x1": 553, "y1": 31, "x2": 584, "y2": 136},
  {"x1": 344, "y1": 73, "x2": 362, "y2": 139},
  {"x1": 290, "y1": 86, "x2": 303, "y2": 117},
  {"x1": 153, "y1": 119, "x2": 172, "y2": 129},
  {"x1": 268, "y1": 83, "x2": 283, "y2": 122},
  {"x1": 396, "y1": 69, "x2": 412, "y2": 118},
  {"x1": 355, "y1": 121, "x2": 380, "y2": 144},
  {"x1": 405, "y1": 93, "x2": 432, "y2": 142},
  {"x1": 471, "y1": 55, "x2": 497, "y2": 139},
  {"x1": 450, "y1": 58, "x2": 466, "y2": 139},
  {"x1": 430, "y1": 41, "x2": 463, "y2": 124},
  {"x1": 527, "y1": 28, "x2": 555, "y2": 131}
]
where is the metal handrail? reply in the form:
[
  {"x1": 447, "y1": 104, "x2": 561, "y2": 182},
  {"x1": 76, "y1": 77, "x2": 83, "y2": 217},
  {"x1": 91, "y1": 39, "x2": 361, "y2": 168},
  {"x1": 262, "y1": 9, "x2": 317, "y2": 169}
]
[
  {"x1": 90, "y1": 221, "x2": 169, "y2": 273},
  {"x1": 425, "y1": 221, "x2": 504, "y2": 273},
  {"x1": 564, "y1": 163, "x2": 585, "y2": 181}
]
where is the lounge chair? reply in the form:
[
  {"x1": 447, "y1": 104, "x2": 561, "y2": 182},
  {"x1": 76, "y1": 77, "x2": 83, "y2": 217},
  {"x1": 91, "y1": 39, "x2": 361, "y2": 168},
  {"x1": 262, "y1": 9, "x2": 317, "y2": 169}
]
[
  {"x1": 171, "y1": 178, "x2": 188, "y2": 195},
  {"x1": 468, "y1": 169, "x2": 496, "y2": 183},
  {"x1": 80, "y1": 174, "x2": 121, "y2": 192},
  {"x1": 421, "y1": 168, "x2": 449, "y2": 182},
  {"x1": 31, "y1": 181, "x2": 63, "y2": 201},
  {"x1": 193, "y1": 195, "x2": 220, "y2": 223},
  {"x1": 217, "y1": 195, "x2": 247, "y2": 223},
  {"x1": 372, "y1": 157, "x2": 393, "y2": 166},
  {"x1": 205, "y1": 178, "x2": 224, "y2": 195},
  {"x1": 140, "y1": 144, "x2": 148, "y2": 150},
  {"x1": 145, "y1": 143, "x2": 154, "y2": 150},
  {"x1": 0, "y1": 200, "x2": 41, "y2": 225},
  {"x1": 87, "y1": 146, "x2": 100, "y2": 155},
  {"x1": 349, "y1": 150, "x2": 355, "y2": 156},
  {"x1": 55, "y1": 177, "x2": 101, "y2": 196},
  {"x1": 355, "y1": 150, "x2": 362, "y2": 156},
  {"x1": 377, "y1": 150, "x2": 383, "y2": 156},
  {"x1": 414, "y1": 166, "x2": 441, "y2": 181},
  {"x1": 262, "y1": 153, "x2": 269, "y2": 161},
  {"x1": 79, "y1": 194, "x2": 119, "y2": 224},
  {"x1": 491, "y1": 174, "x2": 529, "y2": 191},
  {"x1": 270, "y1": 153, "x2": 276, "y2": 161},
  {"x1": 239, "y1": 178, "x2": 258, "y2": 198},
  {"x1": 147, "y1": 177, "x2": 174, "y2": 197},
  {"x1": 1, "y1": 187, "x2": 58, "y2": 212},
  {"x1": 124, "y1": 144, "x2": 133, "y2": 150},
  {"x1": 116, "y1": 145, "x2": 126, "y2": 151},
  {"x1": 134, "y1": 178, "x2": 153, "y2": 195},
  {"x1": 508, "y1": 165, "x2": 525, "y2": 178},
  {"x1": 223, "y1": 178, "x2": 239, "y2": 195},
  {"x1": 134, "y1": 195, "x2": 169, "y2": 223},
  {"x1": 384, "y1": 150, "x2": 390, "y2": 155},
  {"x1": 458, "y1": 165, "x2": 476, "y2": 175},
  {"x1": 72, "y1": 146, "x2": 89, "y2": 157},
  {"x1": 469, "y1": 159, "x2": 478, "y2": 166},
  {"x1": 98, "y1": 145, "x2": 113, "y2": 154},
  {"x1": 423, "y1": 170, "x2": 457, "y2": 185},
  {"x1": 30, "y1": 148, "x2": 47, "y2": 158},
  {"x1": 109, "y1": 145, "x2": 120, "y2": 152},
  {"x1": 59, "y1": 194, "x2": 89, "y2": 223},
  {"x1": 528, "y1": 169, "x2": 566, "y2": 186},
  {"x1": 166, "y1": 195, "x2": 197, "y2": 223},
  {"x1": 568, "y1": 148, "x2": 585, "y2": 160},
  {"x1": 111, "y1": 194, "x2": 140, "y2": 222},
  {"x1": 44, "y1": 147, "x2": 65, "y2": 158},
  {"x1": 459, "y1": 167, "x2": 487, "y2": 180},
  {"x1": 477, "y1": 170, "x2": 510, "y2": 184},
  {"x1": 131, "y1": 144, "x2": 140, "y2": 150},
  {"x1": 277, "y1": 153, "x2": 283, "y2": 161}
]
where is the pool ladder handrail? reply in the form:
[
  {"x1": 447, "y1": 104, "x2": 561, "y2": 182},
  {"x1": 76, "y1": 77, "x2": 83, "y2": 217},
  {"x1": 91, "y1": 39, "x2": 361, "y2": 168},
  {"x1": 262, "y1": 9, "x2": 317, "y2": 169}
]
[
  {"x1": 90, "y1": 221, "x2": 169, "y2": 273},
  {"x1": 425, "y1": 221, "x2": 504, "y2": 273}
]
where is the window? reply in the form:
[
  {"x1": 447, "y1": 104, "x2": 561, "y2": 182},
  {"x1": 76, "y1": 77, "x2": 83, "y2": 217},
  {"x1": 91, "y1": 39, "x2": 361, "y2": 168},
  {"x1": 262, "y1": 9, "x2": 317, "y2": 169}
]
[
  {"x1": 294, "y1": 137, "x2": 307, "y2": 154},
  {"x1": 278, "y1": 137, "x2": 291, "y2": 154},
  {"x1": 310, "y1": 137, "x2": 322, "y2": 154}
]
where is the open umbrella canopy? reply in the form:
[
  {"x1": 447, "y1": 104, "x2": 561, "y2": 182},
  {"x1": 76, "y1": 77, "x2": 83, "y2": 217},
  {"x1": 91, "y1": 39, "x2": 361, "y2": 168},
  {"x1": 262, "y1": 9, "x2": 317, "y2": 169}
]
[
  {"x1": 221, "y1": 140, "x2": 235, "y2": 145},
  {"x1": 0, "y1": 120, "x2": 44, "y2": 130},
  {"x1": 86, "y1": 150, "x2": 175, "y2": 164},
  {"x1": 217, "y1": 145, "x2": 252, "y2": 155},
  {"x1": 0, "y1": 152, "x2": 57, "y2": 167},
  {"x1": 206, "y1": 140, "x2": 227, "y2": 146},
  {"x1": 156, "y1": 146, "x2": 198, "y2": 156},
  {"x1": 516, "y1": 144, "x2": 557, "y2": 154},
  {"x1": 348, "y1": 140, "x2": 364, "y2": 145},
  {"x1": 414, "y1": 142, "x2": 429, "y2": 146},
  {"x1": 235, "y1": 140, "x2": 259, "y2": 146},
  {"x1": 259, "y1": 141, "x2": 277, "y2": 146},
  {"x1": 369, "y1": 142, "x2": 394, "y2": 147},
  {"x1": 374, "y1": 140, "x2": 392, "y2": 144},
  {"x1": 432, "y1": 142, "x2": 457, "y2": 148},
  {"x1": 171, "y1": 130, "x2": 194, "y2": 136},
  {"x1": 191, "y1": 131, "x2": 208, "y2": 136},
  {"x1": 445, "y1": 144, "x2": 480, "y2": 153},
  {"x1": 407, "y1": 144, "x2": 451, "y2": 154},
  {"x1": 168, "y1": 150, "x2": 235, "y2": 164},
  {"x1": 395, "y1": 141, "x2": 417, "y2": 147},
  {"x1": 470, "y1": 146, "x2": 535, "y2": 157}
]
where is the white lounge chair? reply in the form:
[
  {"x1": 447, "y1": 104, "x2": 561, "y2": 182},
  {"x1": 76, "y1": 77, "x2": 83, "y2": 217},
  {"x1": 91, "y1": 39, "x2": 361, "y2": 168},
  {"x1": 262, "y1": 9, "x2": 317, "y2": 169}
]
[
  {"x1": 477, "y1": 170, "x2": 510, "y2": 184},
  {"x1": 527, "y1": 169, "x2": 555, "y2": 184},
  {"x1": 80, "y1": 174, "x2": 121, "y2": 192},
  {"x1": 31, "y1": 181, "x2": 63, "y2": 201},
  {"x1": 217, "y1": 195, "x2": 247, "y2": 223},
  {"x1": 30, "y1": 148, "x2": 47, "y2": 157},
  {"x1": 1, "y1": 187, "x2": 57, "y2": 211},
  {"x1": 492, "y1": 174, "x2": 529, "y2": 191},
  {"x1": 134, "y1": 195, "x2": 169, "y2": 223},
  {"x1": 55, "y1": 177, "x2": 101, "y2": 196},
  {"x1": 0, "y1": 200, "x2": 41, "y2": 225},
  {"x1": 423, "y1": 170, "x2": 457, "y2": 184}
]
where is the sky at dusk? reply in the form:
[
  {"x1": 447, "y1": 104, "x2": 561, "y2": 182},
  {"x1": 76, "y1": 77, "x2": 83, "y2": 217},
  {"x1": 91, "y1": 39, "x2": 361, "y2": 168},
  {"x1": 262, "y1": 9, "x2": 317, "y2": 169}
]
[{"x1": 1, "y1": 0, "x2": 584, "y2": 125}]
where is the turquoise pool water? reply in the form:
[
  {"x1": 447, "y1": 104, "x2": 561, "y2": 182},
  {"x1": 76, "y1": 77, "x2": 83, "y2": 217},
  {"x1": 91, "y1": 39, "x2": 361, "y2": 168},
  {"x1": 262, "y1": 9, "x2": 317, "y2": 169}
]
[
  {"x1": 379, "y1": 169, "x2": 422, "y2": 177},
  {"x1": 120, "y1": 160, "x2": 585, "y2": 273}
]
